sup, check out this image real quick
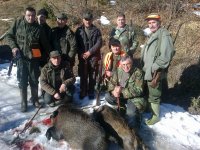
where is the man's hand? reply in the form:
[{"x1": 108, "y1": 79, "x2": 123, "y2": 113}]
[
  {"x1": 150, "y1": 71, "x2": 161, "y2": 88},
  {"x1": 150, "y1": 78, "x2": 158, "y2": 88},
  {"x1": 82, "y1": 51, "x2": 91, "y2": 60},
  {"x1": 105, "y1": 70, "x2": 112, "y2": 77},
  {"x1": 112, "y1": 86, "x2": 122, "y2": 98},
  {"x1": 54, "y1": 93, "x2": 61, "y2": 100},
  {"x1": 59, "y1": 84, "x2": 66, "y2": 93},
  {"x1": 12, "y1": 48, "x2": 19, "y2": 57}
]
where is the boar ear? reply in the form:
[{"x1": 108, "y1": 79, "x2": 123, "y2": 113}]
[
  {"x1": 52, "y1": 110, "x2": 59, "y2": 118},
  {"x1": 46, "y1": 127, "x2": 53, "y2": 140}
]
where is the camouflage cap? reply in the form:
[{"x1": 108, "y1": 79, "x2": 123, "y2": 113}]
[
  {"x1": 83, "y1": 11, "x2": 93, "y2": 20},
  {"x1": 50, "y1": 50, "x2": 61, "y2": 58},
  {"x1": 56, "y1": 12, "x2": 68, "y2": 19}
]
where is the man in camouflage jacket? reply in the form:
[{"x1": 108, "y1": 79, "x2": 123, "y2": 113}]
[
  {"x1": 110, "y1": 13, "x2": 138, "y2": 56},
  {"x1": 6, "y1": 7, "x2": 51, "y2": 112},
  {"x1": 40, "y1": 51, "x2": 75, "y2": 107},
  {"x1": 105, "y1": 55, "x2": 146, "y2": 121},
  {"x1": 51, "y1": 13, "x2": 77, "y2": 68}
]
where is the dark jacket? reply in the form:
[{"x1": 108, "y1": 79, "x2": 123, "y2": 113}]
[
  {"x1": 51, "y1": 25, "x2": 77, "y2": 62},
  {"x1": 40, "y1": 61, "x2": 75, "y2": 95},
  {"x1": 75, "y1": 24, "x2": 102, "y2": 61}
]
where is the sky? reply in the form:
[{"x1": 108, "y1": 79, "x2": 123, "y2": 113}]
[{"x1": 0, "y1": 16, "x2": 200, "y2": 150}]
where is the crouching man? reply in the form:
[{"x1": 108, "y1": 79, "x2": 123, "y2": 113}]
[
  {"x1": 105, "y1": 55, "x2": 146, "y2": 126},
  {"x1": 40, "y1": 50, "x2": 75, "y2": 107}
]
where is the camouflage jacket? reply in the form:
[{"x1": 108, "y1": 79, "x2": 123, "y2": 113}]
[
  {"x1": 51, "y1": 25, "x2": 77, "y2": 62},
  {"x1": 40, "y1": 61, "x2": 75, "y2": 95},
  {"x1": 107, "y1": 67, "x2": 144, "y2": 99},
  {"x1": 6, "y1": 16, "x2": 51, "y2": 60},
  {"x1": 110, "y1": 24, "x2": 138, "y2": 55}
]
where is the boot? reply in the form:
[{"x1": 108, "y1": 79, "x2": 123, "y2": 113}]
[
  {"x1": 20, "y1": 88, "x2": 27, "y2": 112},
  {"x1": 31, "y1": 86, "x2": 41, "y2": 108},
  {"x1": 146, "y1": 103, "x2": 160, "y2": 125}
]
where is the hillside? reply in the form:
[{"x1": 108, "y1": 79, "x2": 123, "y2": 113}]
[{"x1": 0, "y1": 0, "x2": 200, "y2": 111}]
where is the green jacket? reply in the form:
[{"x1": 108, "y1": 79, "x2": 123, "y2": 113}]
[
  {"x1": 110, "y1": 24, "x2": 138, "y2": 55},
  {"x1": 141, "y1": 27, "x2": 175, "y2": 80},
  {"x1": 107, "y1": 67, "x2": 144, "y2": 99},
  {"x1": 6, "y1": 16, "x2": 51, "y2": 59},
  {"x1": 51, "y1": 25, "x2": 77, "y2": 62},
  {"x1": 40, "y1": 61, "x2": 75, "y2": 95}
]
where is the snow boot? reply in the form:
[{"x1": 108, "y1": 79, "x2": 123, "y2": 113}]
[
  {"x1": 31, "y1": 86, "x2": 41, "y2": 108},
  {"x1": 146, "y1": 103, "x2": 160, "y2": 125},
  {"x1": 20, "y1": 88, "x2": 27, "y2": 112}
]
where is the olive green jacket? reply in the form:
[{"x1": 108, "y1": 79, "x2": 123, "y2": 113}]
[
  {"x1": 6, "y1": 16, "x2": 51, "y2": 59},
  {"x1": 110, "y1": 24, "x2": 138, "y2": 55},
  {"x1": 107, "y1": 67, "x2": 144, "y2": 99},
  {"x1": 51, "y1": 25, "x2": 77, "y2": 62},
  {"x1": 141, "y1": 27, "x2": 175, "y2": 80},
  {"x1": 40, "y1": 61, "x2": 75, "y2": 95}
]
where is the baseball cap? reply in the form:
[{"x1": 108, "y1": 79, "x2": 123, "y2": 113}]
[
  {"x1": 56, "y1": 13, "x2": 68, "y2": 19},
  {"x1": 145, "y1": 14, "x2": 161, "y2": 21},
  {"x1": 50, "y1": 51, "x2": 61, "y2": 58},
  {"x1": 83, "y1": 11, "x2": 93, "y2": 20}
]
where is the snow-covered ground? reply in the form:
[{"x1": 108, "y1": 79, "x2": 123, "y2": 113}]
[{"x1": 0, "y1": 62, "x2": 200, "y2": 150}]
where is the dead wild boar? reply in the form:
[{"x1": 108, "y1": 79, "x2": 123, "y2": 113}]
[
  {"x1": 46, "y1": 104, "x2": 107, "y2": 150},
  {"x1": 94, "y1": 105, "x2": 148, "y2": 150}
]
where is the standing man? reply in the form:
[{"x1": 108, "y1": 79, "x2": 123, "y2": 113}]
[
  {"x1": 37, "y1": 8, "x2": 52, "y2": 67},
  {"x1": 6, "y1": 7, "x2": 51, "y2": 112},
  {"x1": 40, "y1": 51, "x2": 75, "y2": 107},
  {"x1": 51, "y1": 13, "x2": 77, "y2": 68},
  {"x1": 105, "y1": 55, "x2": 145, "y2": 120},
  {"x1": 141, "y1": 14, "x2": 175, "y2": 125},
  {"x1": 76, "y1": 10, "x2": 102, "y2": 99},
  {"x1": 110, "y1": 12, "x2": 138, "y2": 56}
]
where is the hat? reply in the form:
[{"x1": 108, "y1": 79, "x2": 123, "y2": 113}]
[
  {"x1": 50, "y1": 51, "x2": 61, "y2": 58},
  {"x1": 56, "y1": 13, "x2": 68, "y2": 19},
  {"x1": 83, "y1": 11, "x2": 93, "y2": 20},
  {"x1": 109, "y1": 38, "x2": 121, "y2": 47},
  {"x1": 37, "y1": 8, "x2": 48, "y2": 18},
  {"x1": 145, "y1": 14, "x2": 161, "y2": 21}
]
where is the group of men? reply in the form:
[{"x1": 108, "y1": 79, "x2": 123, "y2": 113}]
[{"x1": 6, "y1": 6, "x2": 175, "y2": 126}]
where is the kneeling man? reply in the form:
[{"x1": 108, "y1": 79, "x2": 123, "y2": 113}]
[
  {"x1": 40, "y1": 50, "x2": 75, "y2": 107},
  {"x1": 105, "y1": 55, "x2": 146, "y2": 124}
]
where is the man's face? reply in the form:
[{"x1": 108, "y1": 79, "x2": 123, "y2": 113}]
[
  {"x1": 57, "y1": 18, "x2": 67, "y2": 28},
  {"x1": 37, "y1": 15, "x2": 46, "y2": 25},
  {"x1": 111, "y1": 45, "x2": 121, "y2": 55},
  {"x1": 116, "y1": 16, "x2": 126, "y2": 28},
  {"x1": 50, "y1": 56, "x2": 61, "y2": 66},
  {"x1": 121, "y1": 59, "x2": 132, "y2": 73},
  {"x1": 83, "y1": 18, "x2": 92, "y2": 28},
  {"x1": 148, "y1": 19, "x2": 160, "y2": 33},
  {"x1": 25, "y1": 10, "x2": 36, "y2": 24}
]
